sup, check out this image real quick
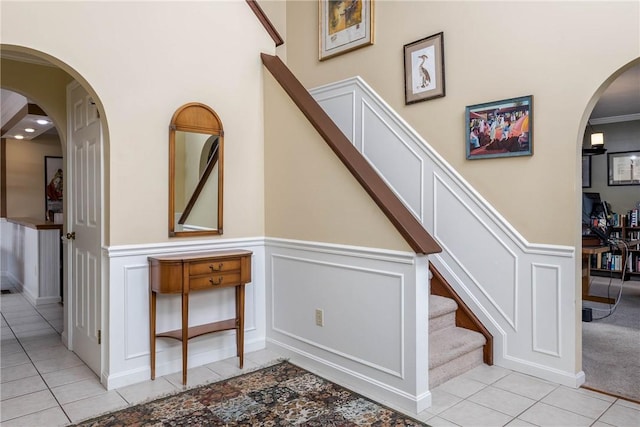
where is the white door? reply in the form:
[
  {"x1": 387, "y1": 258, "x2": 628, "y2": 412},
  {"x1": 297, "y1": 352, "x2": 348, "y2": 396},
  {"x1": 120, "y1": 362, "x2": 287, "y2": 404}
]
[{"x1": 67, "y1": 81, "x2": 102, "y2": 375}]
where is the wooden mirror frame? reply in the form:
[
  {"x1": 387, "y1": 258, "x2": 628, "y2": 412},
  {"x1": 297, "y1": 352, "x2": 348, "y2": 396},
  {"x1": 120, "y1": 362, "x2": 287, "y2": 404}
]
[{"x1": 169, "y1": 103, "x2": 224, "y2": 237}]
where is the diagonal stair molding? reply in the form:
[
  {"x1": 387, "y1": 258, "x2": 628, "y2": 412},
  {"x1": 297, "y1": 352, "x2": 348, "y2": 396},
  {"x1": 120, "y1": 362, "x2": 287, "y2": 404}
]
[
  {"x1": 309, "y1": 76, "x2": 583, "y2": 388},
  {"x1": 261, "y1": 53, "x2": 441, "y2": 256}
]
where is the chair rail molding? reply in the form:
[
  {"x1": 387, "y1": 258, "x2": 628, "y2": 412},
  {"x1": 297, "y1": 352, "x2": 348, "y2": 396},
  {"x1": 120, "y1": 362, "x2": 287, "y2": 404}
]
[{"x1": 310, "y1": 77, "x2": 581, "y2": 387}]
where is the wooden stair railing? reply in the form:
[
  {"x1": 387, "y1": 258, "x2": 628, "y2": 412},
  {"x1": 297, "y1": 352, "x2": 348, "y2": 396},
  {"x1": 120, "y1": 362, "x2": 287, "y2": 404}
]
[
  {"x1": 246, "y1": 0, "x2": 284, "y2": 47},
  {"x1": 430, "y1": 263, "x2": 493, "y2": 365},
  {"x1": 261, "y1": 53, "x2": 441, "y2": 255}
]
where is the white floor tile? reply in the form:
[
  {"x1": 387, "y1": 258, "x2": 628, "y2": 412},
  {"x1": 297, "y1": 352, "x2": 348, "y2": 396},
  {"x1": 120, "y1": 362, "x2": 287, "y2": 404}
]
[
  {"x1": 467, "y1": 385, "x2": 536, "y2": 417},
  {"x1": 62, "y1": 390, "x2": 129, "y2": 423},
  {"x1": 41, "y1": 364, "x2": 98, "y2": 388},
  {"x1": 205, "y1": 356, "x2": 260, "y2": 379},
  {"x1": 0, "y1": 362, "x2": 38, "y2": 384},
  {"x1": 541, "y1": 386, "x2": 613, "y2": 419},
  {"x1": 25, "y1": 343, "x2": 76, "y2": 362},
  {"x1": 245, "y1": 348, "x2": 284, "y2": 366},
  {"x1": 0, "y1": 341, "x2": 23, "y2": 356},
  {"x1": 0, "y1": 406, "x2": 70, "y2": 427},
  {"x1": 33, "y1": 352, "x2": 84, "y2": 374},
  {"x1": 51, "y1": 377, "x2": 107, "y2": 404},
  {"x1": 598, "y1": 402, "x2": 640, "y2": 427},
  {"x1": 519, "y1": 402, "x2": 594, "y2": 426},
  {"x1": 425, "y1": 415, "x2": 462, "y2": 426},
  {"x1": 434, "y1": 375, "x2": 488, "y2": 399},
  {"x1": 439, "y1": 399, "x2": 513, "y2": 427},
  {"x1": 422, "y1": 389, "x2": 463, "y2": 416},
  {"x1": 505, "y1": 418, "x2": 538, "y2": 426},
  {"x1": 0, "y1": 375, "x2": 48, "y2": 401},
  {"x1": 492, "y1": 372, "x2": 558, "y2": 401},
  {"x1": 115, "y1": 376, "x2": 180, "y2": 405},
  {"x1": 0, "y1": 351, "x2": 30, "y2": 369},
  {"x1": 615, "y1": 398, "x2": 640, "y2": 411},
  {"x1": 164, "y1": 365, "x2": 222, "y2": 389},
  {"x1": 460, "y1": 363, "x2": 512, "y2": 385},
  {"x1": 0, "y1": 389, "x2": 58, "y2": 423}
]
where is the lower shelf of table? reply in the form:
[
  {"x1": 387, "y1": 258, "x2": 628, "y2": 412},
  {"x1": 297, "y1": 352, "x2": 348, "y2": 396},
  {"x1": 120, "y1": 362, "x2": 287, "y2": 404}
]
[{"x1": 156, "y1": 318, "x2": 238, "y2": 341}]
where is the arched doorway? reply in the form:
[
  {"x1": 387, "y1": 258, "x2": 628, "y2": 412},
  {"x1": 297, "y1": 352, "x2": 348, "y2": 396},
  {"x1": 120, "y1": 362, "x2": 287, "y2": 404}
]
[
  {"x1": 579, "y1": 58, "x2": 640, "y2": 401},
  {"x1": 1, "y1": 46, "x2": 108, "y2": 380}
]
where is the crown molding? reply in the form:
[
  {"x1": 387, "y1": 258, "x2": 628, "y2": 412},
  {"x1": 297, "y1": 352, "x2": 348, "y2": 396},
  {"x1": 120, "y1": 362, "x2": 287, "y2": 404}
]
[{"x1": 589, "y1": 113, "x2": 640, "y2": 125}]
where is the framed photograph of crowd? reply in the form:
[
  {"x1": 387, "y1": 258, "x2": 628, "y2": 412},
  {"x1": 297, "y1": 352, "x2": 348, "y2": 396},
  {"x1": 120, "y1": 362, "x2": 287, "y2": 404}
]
[
  {"x1": 404, "y1": 32, "x2": 445, "y2": 104},
  {"x1": 319, "y1": 0, "x2": 374, "y2": 61},
  {"x1": 465, "y1": 95, "x2": 533, "y2": 160}
]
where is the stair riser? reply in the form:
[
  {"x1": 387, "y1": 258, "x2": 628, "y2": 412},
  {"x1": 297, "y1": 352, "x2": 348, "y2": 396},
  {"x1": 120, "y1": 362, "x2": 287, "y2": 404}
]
[
  {"x1": 429, "y1": 347, "x2": 484, "y2": 388},
  {"x1": 429, "y1": 311, "x2": 456, "y2": 334}
]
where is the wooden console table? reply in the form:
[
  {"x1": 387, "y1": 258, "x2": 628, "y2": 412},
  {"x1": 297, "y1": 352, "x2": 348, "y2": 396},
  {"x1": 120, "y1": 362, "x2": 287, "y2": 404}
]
[{"x1": 148, "y1": 250, "x2": 252, "y2": 385}]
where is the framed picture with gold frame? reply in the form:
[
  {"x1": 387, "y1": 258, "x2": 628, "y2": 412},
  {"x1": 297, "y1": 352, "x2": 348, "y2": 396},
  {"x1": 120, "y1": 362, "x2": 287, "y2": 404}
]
[{"x1": 319, "y1": 0, "x2": 374, "y2": 61}]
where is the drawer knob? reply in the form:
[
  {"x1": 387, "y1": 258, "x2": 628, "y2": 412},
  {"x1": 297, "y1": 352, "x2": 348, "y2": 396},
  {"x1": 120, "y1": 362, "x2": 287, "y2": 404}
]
[
  {"x1": 209, "y1": 263, "x2": 224, "y2": 271},
  {"x1": 209, "y1": 277, "x2": 224, "y2": 285}
]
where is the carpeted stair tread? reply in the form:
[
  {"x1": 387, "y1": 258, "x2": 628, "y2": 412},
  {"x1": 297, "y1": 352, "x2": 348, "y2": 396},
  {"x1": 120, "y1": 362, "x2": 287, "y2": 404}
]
[
  {"x1": 429, "y1": 326, "x2": 486, "y2": 370},
  {"x1": 429, "y1": 295, "x2": 458, "y2": 319}
]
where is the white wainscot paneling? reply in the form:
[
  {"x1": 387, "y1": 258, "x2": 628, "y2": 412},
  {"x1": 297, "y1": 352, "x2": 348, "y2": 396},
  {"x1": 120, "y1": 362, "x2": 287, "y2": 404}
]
[
  {"x1": 532, "y1": 263, "x2": 560, "y2": 357},
  {"x1": 434, "y1": 175, "x2": 517, "y2": 329},
  {"x1": 272, "y1": 254, "x2": 404, "y2": 377},
  {"x1": 361, "y1": 101, "x2": 424, "y2": 221}
]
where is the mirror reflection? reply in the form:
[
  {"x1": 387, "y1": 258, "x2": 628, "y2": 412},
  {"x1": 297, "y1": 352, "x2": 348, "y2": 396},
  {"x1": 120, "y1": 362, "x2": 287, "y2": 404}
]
[{"x1": 169, "y1": 103, "x2": 223, "y2": 237}]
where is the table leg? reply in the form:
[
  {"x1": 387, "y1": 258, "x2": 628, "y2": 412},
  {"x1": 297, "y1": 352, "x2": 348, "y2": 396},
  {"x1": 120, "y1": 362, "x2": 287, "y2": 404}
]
[
  {"x1": 150, "y1": 291, "x2": 156, "y2": 380},
  {"x1": 236, "y1": 284, "x2": 245, "y2": 369},
  {"x1": 182, "y1": 292, "x2": 189, "y2": 385}
]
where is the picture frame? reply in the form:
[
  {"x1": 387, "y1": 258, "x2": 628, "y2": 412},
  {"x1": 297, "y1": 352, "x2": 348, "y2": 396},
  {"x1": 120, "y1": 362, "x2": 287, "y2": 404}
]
[
  {"x1": 319, "y1": 0, "x2": 374, "y2": 61},
  {"x1": 607, "y1": 150, "x2": 640, "y2": 186},
  {"x1": 465, "y1": 95, "x2": 533, "y2": 160},
  {"x1": 403, "y1": 32, "x2": 445, "y2": 104},
  {"x1": 582, "y1": 155, "x2": 591, "y2": 188},
  {"x1": 44, "y1": 156, "x2": 63, "y2": 219}
]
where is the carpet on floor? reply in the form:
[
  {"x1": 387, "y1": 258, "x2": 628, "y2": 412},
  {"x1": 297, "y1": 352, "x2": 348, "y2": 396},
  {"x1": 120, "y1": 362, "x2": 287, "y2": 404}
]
[
  {"x1": 73, "y1": 361, "x2": 428, "y2": 426},
  {"x1": 582, "y1": 277, "x2": 640, "y2": 402}
]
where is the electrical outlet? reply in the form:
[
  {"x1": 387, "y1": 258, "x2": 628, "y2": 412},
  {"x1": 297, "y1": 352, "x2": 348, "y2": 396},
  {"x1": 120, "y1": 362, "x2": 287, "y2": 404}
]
[{"x1": 315, "y1": 309, "x2": 324, "y2": 326}]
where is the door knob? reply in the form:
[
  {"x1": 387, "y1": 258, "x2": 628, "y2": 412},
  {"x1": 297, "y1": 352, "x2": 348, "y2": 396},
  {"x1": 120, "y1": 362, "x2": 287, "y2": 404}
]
[{"x1": 66, "y1": 231, "x2": 76, "y2": 240}]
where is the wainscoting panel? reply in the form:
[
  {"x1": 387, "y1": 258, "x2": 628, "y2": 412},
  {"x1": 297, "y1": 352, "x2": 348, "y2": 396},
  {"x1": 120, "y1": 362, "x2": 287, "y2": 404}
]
[
  {"x1": 104, "y1": 239, "x2": 266, "y2": 389},
  {"x1": 266, "y1": 239, "x2": 430, "y2": 413},
  {"x1": 311, "y1": 77, "x2": 581, "y2": 387}
]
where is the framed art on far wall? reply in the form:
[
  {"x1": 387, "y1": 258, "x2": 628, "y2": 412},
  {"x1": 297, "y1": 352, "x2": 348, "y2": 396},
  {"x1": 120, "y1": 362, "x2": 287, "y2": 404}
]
[
  {"x1": 608, "y1": 150, "x2": 640, "y2": 186},
  {"x1": 403, "y1": 32, "x2": 445, "y2": 104},
  {"x1": 582, "y1": 155, "x2": 591, "y2": 188},
  {"x1": 465, "y1": 95, "x2": 533, "y2": 160},
  {"x1": 44, "y1": 156, "x2": 63, "y2": 218},
  {"x1": 319, "y1": 0, "x2": 374, "y2": 61}
]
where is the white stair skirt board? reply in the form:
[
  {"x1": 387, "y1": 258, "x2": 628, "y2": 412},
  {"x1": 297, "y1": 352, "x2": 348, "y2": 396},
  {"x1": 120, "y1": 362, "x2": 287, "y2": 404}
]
[{"x1": 429, "y1": 294, "x2": 486, "y2": 388}]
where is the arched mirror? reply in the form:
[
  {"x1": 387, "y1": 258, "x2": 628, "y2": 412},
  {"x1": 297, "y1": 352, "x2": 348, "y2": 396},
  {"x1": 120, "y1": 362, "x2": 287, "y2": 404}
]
[{"x1": 169, "y1": 103, "x2": 223, "y2": 237}]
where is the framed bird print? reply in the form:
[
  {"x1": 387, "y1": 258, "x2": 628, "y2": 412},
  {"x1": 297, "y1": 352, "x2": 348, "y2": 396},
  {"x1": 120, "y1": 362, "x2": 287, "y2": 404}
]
[
  {"x1": 319, "y1": 0, "x2": 374, "y2": 61},
  {"x1": 404, "y1": 32, "x2": 445, "y2": 104}
]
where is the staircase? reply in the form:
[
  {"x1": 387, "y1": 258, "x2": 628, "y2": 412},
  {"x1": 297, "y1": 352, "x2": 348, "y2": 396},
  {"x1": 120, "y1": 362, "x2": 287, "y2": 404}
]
[
  {"x1": 428, "y1": 265, "x2": 492, "y2": 388},
  {"x1": 429, "y1": 294, "x2": 486, "y2": 387}
]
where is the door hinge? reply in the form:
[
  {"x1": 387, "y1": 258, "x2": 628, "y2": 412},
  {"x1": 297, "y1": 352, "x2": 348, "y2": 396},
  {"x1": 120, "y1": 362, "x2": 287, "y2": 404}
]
[{"x1": 98, "y1": 329, "x2": 101, "y2": 345}]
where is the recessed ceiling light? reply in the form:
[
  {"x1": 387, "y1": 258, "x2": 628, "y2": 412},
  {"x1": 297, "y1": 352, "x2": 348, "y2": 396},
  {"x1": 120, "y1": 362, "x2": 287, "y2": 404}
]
[
  {"x1": 36, "y1": 119, "x2": 49, "y2": 125},
  {"x1": 25, "y1": 128, "x2": 35, "y2": 133},
  {"x1": 14, "y1": 135, "x2": 24, "y2": 140}
]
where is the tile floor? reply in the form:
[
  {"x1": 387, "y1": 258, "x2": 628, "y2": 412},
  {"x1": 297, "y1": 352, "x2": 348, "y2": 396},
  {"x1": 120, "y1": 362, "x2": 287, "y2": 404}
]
[{"x1": 1, "y1": 286, "x2": 639, "y2": 427}]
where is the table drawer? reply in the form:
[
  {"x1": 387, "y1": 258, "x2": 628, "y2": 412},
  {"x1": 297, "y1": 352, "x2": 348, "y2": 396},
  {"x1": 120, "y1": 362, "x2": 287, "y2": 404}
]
[
  {"x1": 189, "y1": 258, "x2": 241, "y2": 276},
  {"x1": 189, "y1": 272, "x2": 241, "y2": 291}
]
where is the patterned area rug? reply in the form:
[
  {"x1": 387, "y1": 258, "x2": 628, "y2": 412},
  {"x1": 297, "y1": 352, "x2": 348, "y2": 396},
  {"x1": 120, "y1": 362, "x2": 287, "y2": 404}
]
[{"x1": 74, "y1": 361, "x2": 428, "y2": 426}]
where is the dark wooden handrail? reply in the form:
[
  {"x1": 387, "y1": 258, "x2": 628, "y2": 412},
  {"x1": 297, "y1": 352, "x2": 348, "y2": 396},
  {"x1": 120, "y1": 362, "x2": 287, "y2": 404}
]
[
  {"x1": 246, "y1": 0, "x2": 284, "y2": 47},
  {"x1": 261, "y1": 53, "x2": 441, "y2": 255}
]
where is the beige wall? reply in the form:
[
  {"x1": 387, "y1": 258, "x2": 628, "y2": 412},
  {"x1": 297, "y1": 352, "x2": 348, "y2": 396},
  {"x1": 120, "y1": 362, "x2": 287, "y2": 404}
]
[
  {"x1": 283, "y1": 1, "x2": 640, "y2": 247},
  {"x1": 5, "y1": 136, "x2": 63, "y2": 219},
  {"x1": 1, "y1": 1, "x2": 274, "y2": 246},
  {"x1": 264, "y1": 72, "x2": 411, "y2": 251}
]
